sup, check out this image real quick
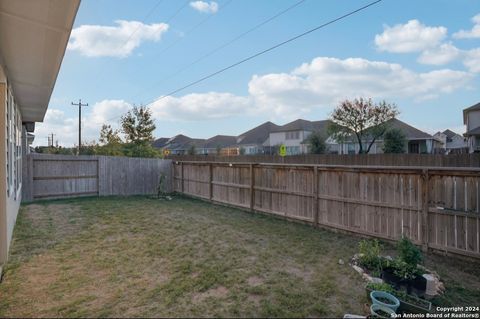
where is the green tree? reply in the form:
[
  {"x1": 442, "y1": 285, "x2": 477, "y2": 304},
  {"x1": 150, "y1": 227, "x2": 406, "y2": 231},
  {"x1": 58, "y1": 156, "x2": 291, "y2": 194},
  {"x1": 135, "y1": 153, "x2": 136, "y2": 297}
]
[
  {"x1": 216, "y1": 145, "x2": 222, "y2": 155},
  {"x1": 383, "y1": 128, "x2": 406, "y2": 153},
  {"x1": 329, "y1": 98, "x2": 399, "y2": 154},
  {"x1": 97, "y1": 124, "x2": 124, "y2": 156},
  {"x1": 120, "y1": 105, "x2": 159, "y2": 158},
  {"x1": 239, "y1": 147, "x2": 246, "y2": 155},
  {"x1": 306, "y1": 131, "x2": 327, "y2": 154}
]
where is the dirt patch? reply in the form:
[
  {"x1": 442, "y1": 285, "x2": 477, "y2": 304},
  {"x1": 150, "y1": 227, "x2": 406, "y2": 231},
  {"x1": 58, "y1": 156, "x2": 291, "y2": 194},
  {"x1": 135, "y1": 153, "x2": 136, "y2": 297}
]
[
  {"x1": 285, "y1": 265, "x2": 313, "y2": 282},
  {"x1": 247, "y1": 276, "x2": 264, "y2": 287},
  {"x1": 192, "y1": 286, "x2": 229, "y2": 303}
]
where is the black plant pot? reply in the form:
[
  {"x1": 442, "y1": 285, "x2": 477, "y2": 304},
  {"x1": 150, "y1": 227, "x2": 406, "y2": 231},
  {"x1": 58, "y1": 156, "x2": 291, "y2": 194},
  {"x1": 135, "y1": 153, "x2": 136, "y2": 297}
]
[{"x1": 381, "y1": 267, "x2": 404, "y2": 286}]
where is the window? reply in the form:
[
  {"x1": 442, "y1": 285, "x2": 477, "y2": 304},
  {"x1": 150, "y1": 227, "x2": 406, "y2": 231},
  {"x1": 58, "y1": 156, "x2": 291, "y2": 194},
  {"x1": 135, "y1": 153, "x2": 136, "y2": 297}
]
[
  {"x1": 286, "y1": 146, "x2": 300, "y2": 155},
  {"x1": 5, "y1": 85, "x2": 21, "y2": 198},
  {"x1": 409, "y1": 142, "x2": 419, "y2": 154},
  {"x1": 285, "y1": 131, "x2": 300, "y2": 140}
]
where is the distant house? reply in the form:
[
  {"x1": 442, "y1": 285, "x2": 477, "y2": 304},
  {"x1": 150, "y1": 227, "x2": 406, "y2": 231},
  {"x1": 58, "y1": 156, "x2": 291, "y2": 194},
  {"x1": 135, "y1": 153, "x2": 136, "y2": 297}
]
[
  {"x1": 236, "y1": 121, "x2": 280, "y2": 155},
  {"x1": 463, "y1": 102, "x2": 480, "y2": 153},
  {"x1": 269, "y1": 119, "x2": 331, "y2": 155},
  {"x1": 331, "y1": 118, "x2": 439, "y2": 154},
  {"x1": 159, "y1": 134, "x2": 206, "y2": 155},
  {"x1": 201, "y1": 135, "x2": 237, "y2": 155},
  {"x1": 433, "y1": 130, "x2": 468, "y2": 154},
  {"x1": 151, "y1": 137, "x2": 169, "y2": 149}
]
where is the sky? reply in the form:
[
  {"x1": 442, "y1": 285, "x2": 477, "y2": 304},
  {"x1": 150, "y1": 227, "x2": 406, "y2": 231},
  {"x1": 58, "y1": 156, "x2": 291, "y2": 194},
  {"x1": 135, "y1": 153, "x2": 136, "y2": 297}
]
[{"x1": 36, "y1": 0, "x2": 480, "y2": 147}]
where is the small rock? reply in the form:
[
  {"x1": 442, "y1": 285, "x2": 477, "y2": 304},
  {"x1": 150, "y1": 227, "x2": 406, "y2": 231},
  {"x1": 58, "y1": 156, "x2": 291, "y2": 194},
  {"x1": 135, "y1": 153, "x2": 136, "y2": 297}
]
[
  {"x1": 338, "y1": 259, "x2": 344, "y2": 265},
  {"x1": 362, "y1": 273, "x2": 372, "y2": 282},
  {"x1": 352, "y1": 265, "x2": 364, "y2": 275},
  {"x1": 370, "y1": 277, "x2": 384, "y2": 284}
]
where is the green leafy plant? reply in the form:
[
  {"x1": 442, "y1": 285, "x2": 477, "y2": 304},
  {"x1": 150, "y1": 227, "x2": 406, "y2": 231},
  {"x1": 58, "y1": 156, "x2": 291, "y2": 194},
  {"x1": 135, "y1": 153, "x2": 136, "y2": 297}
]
[
  {"x1": 391, "y1": 259, "x2": 421, "y2": 280},
  {"x1": 397, "y1": 237, "x2": 423, "y2": 267},
  {"x1": 366, "y1": 282, "x2": 395, "y2": 293},
  {"x1": 358, "y1": 239, "x2": 384, "y2": 274}
]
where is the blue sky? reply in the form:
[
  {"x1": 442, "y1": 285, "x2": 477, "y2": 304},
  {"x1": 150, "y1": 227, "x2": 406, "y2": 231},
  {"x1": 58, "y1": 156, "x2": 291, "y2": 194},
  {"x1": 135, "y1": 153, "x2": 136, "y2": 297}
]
[{"x1": 37, "y1": 0, "x2": 480, "y2": 146}]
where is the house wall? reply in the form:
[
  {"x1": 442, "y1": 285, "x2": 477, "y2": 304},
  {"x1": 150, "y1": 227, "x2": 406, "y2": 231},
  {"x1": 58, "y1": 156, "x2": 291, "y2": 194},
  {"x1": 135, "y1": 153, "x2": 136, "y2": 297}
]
[
  {"x1": 447, "y1": 135, "x2": 467, "y2": 150},
  {"x1": 0, "y1": 79, "x2": 23, "y2": 266},
  {"x1": 269, "y1": 130, "x2": 309, "y2": 155},
  {"x1": 467, "y1": 111, "x2": 480, "y2": 132}
]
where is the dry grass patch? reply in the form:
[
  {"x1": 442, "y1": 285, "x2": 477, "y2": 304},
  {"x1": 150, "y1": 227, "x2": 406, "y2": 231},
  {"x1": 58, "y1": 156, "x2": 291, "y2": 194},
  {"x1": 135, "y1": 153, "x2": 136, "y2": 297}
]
[{"x1": 0, "y1": 196, "x2": 478, "y2": 317}]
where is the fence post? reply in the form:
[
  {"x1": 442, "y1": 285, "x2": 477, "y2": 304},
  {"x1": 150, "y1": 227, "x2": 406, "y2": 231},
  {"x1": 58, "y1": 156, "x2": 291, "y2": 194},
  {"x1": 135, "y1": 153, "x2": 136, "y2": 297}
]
[
  {"x1": 26, "y1": 154, "x2": 34, "y2": 201},
  {"x1": 313, "y1": 166, "x2": 319, "y2": 227},
  {"x1": 181, "y1": 162, "x2": 184, "y2": 193},
  {"x1": 250, "y1": 164, "x2": 255, "y2": 212},
  {"x1": 209, "y1": 163, "x2": 213, "y2": 201},
  {"x1": 421, "y1": 169, "x2": 430, "y2": 252}
]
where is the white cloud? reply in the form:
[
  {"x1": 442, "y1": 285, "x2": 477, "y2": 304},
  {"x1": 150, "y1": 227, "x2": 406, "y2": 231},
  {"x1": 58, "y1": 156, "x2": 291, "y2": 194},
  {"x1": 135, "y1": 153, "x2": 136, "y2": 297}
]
[
  {"x1": 463, "y1": 48, "x2": 480, "y2": 73},
  {"x1": 417, "y1": 43, "x2": 462, "y2": 65},
  {"x1": 68, "y1": 20, "x2": 169, "y2": 58},
  {"x1": 453, "y1": 13, "x2": 480, "y2": 39},
  {"x1": 150, "y1": 57, "x2": 473, "y2": 122},
  {"x1": 37, "y1": 57, "x2": 473, "y2": 146},
  {"x1": 150, "y1": 92, "x2": 250, "y2": 121},
  {"x1": 189, "y1": 1, "x2": 218, "y2": 14},
  {"x1": 375, "y1": 20, "x2": 447, "y2": 53},
  {"x1": 248, "y1": 57, "x2": 472, "y2": 113},
  {"x1": 34, "y1": 100, "x2": 132, "y2": 146}
]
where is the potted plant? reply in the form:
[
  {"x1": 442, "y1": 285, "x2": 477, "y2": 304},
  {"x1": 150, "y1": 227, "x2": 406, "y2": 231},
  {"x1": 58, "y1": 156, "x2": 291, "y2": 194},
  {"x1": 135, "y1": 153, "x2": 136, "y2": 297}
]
[{"x1": 366, "y1": 283, "x2": 432, "y2": 314}]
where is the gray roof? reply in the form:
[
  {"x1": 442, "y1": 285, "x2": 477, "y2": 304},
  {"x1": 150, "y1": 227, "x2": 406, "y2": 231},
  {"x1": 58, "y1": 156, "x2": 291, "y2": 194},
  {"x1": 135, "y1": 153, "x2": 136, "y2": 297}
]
[
  {"x1": 152, "y1": 137, "x2": 169, "y2": 148},
  {"x1": 164, "y1": 134, "x2": 206, "y2": 150},
  {"x1": 385, "y1": 118, "x2": 432, "y2": 140},
  {"x1": 237, "y1": 121, "x2": 280, "y2": 145},
  {"x1": 272, "y1": 119, "x2": 331, "y2": 134},
  {"x1": 203, "y1": 135, "x2": 237, "y2": 148}
]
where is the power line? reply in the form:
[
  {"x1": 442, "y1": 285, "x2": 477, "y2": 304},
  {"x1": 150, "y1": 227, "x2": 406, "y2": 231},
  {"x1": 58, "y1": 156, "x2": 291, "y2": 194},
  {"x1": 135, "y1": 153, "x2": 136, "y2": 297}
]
[
  {"x1": 104, "y1": 0, "x2": 382, "y2": 124},
  {"x1": 131, "y1": 0, "x2": 306, "y2": 102},
  {"x1": 144, "y1": 0, "x2": 382, "y2": 108}
]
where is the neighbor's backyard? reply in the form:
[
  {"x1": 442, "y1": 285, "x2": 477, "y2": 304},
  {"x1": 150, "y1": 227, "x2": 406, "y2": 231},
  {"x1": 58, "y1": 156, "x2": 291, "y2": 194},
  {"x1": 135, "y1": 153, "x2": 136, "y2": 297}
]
[{"x1": 0, "y1": 196, "x2": 479, "y2": 317}]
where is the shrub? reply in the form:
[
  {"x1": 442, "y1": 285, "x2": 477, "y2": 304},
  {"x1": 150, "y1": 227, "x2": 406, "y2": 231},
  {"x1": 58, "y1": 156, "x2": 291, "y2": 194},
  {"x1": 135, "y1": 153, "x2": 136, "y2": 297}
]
[
  {"x1": 397, "y1": 237, "x2": 423, "y2": 267},
  {"x1": 358, "y1": 239, "x2": 384, "y2": 273}
]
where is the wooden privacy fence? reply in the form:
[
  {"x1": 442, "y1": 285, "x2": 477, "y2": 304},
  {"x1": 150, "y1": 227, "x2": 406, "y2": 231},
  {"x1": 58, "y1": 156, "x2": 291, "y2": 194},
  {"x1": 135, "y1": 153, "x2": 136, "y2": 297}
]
[
  {"x1": 173, "y1": 161, "x2": 480, "y2": 258},
  {"x1": 22, "y1": 154, "x2": 172, "y2": 201},
  {"x1": 169, "y1": 153, "x2": 480, "y2": 167}
]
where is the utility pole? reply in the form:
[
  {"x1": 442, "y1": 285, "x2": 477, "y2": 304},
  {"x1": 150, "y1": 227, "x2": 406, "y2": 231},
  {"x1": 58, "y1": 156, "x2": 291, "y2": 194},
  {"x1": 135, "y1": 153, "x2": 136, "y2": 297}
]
[
  {"x1": 49, "y1": 133, "x2": 55, "y2": 147},
  {"x1": 71, "y1": 99, "x2": 88, "y2": 155}
]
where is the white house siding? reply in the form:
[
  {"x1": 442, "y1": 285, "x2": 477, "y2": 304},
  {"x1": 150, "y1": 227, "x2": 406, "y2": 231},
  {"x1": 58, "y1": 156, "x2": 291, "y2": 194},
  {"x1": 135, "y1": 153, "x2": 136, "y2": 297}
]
[
  {"x1": 269, "y1": 130, "x2": 309, "y2": 155},
  {"x1": 467, "y1": 111, "x2": 480, "y2": 133}
]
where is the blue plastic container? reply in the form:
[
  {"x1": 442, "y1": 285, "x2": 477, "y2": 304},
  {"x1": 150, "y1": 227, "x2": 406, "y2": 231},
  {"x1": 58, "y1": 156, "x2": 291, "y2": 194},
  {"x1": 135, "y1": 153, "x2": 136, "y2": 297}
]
[
  {"x1": 370, "y1": 303, "x2": 396, "y2": 318},
  {"x1": 370, "y1": 290, "x2": 400, "y2": 312}
]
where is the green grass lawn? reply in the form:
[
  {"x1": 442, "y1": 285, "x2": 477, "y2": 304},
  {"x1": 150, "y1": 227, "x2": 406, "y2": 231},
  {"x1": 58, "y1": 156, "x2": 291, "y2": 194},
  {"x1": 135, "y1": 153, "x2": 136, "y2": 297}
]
[{"x1": 0, "y1": 196, "x2": 479, "y2": 317}]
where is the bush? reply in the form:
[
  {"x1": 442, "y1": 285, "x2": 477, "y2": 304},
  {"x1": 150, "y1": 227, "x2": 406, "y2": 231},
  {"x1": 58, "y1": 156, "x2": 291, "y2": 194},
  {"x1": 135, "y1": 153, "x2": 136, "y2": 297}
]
[
  {"x1": 383, "y1": 128, "x2": 407, "y2": 153},
  {"x1": 358, "y1": 239, "x2": 384, "y2": 274},
  {"x1": 397, "y1": 237, "x2": 423, "y2": 267}
]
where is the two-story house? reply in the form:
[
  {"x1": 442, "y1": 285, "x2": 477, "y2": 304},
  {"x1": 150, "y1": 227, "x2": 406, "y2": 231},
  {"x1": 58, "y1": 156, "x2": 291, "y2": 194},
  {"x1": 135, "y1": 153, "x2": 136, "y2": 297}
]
[
  {"x1": 0, "y1": 0, "x2": 79, "y2": 269},
  {"x1": 433, "y1": 129, "x2": 468, "y2": 154},
  {"x1": 269, "y1": 119, "x2": 331, "y2": 155},
  {"x1": 236, "y1": 121, "x2": 280, "y2": 155},
  {"x1": 463, "y1": 102, "x2": 480, "y2": 153}
]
